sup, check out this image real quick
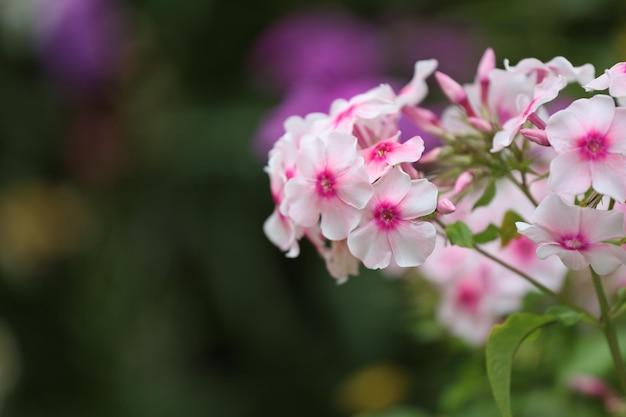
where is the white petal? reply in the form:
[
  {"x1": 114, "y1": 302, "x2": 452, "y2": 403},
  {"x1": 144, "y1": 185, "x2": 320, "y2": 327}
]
[
  {"x1": 589, "y1": 154, "x2": 626, "y2": 202},
  {"x1": 533, "y1": 195, "x2": 582, "y2": 236},
  {"x1": 515, "y1": 222, "x2": 554, "y2": 244},
  {"x1": 400, "y1": 179, "x2": 438, "y2": 219},
  {"x1": 585, "y1": 244, "x2": 626, "y2": 275},
  {"x1": 319, "y1": 199, "x2": 362, "y2": 240},
  {"x1": 347, "y1": 222, "x2": 392, "y2": 269},
  {"x1": 548, "y1": 152, "x2": 591, "y2": 197},
  {"x1": 388, "y1": 221, "x2": 437, "y2": 267},
  {"x1": 537, "y1": 244, "x2": 588, "y2": 270},
  {"x1": 335, "y1": 160, "x2": 374, "y2": 209},
  {"x1": 284, "y1": 178, "x2": 320, "y2": 227}
]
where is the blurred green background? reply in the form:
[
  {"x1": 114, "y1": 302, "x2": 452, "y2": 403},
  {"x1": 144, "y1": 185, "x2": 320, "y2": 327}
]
[{"x1": 0, "y1": 0, "x2": 624, "y2": 416}]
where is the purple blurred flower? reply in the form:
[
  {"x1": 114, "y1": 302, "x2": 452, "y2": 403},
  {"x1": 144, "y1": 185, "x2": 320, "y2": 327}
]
[
  {"x1": 34, "y1": 0, "x2": 127, "y2": 90},
  {"x1": 249, "y1": 8, "x2": 385, "y2": 94},
  {"x1": 380, "y1": 15, "x2": 485, "y2": 81}
]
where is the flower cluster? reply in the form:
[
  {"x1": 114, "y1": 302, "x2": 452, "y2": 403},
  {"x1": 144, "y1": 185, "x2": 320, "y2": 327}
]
[
  {"x1": 263, "y1": 47, "x2": 626, "y2": 345},
  {"x1": 264, "y1": 60, "x2": 441, "y2": 282}
]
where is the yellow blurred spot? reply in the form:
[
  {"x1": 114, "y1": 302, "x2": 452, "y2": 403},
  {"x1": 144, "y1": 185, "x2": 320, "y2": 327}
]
[
  {"x1": 336, "y1": 362, "x2": 411, "y2": 414},
  {"x1": 0, "y1": 181, "x2": 91, "y2": 276}
]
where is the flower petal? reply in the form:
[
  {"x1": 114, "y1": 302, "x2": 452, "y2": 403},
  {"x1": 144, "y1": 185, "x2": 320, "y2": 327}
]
[
  {"x1": 584, "y1": 243, "x2": 626, "y2": 275},
  {"x1": 548, "y1": 152, "x2": 591, "y2": 197},
  {"x1": 536, "y1": 244, "x2": 588, "y2": 270},
  {"x1": 319, "y1": 199, "x2": 362, "y2": 240},
  {"x1": 347, "y1": 222, "x2": 392, "y2": 269},
  {"x1": 388, "y1": 221, "x2": 436, "y2": 267},
  {"x1": 400, "y1": 179, "x2": 438, "y2": 219},
  {"x1": 589, "y1": 154, "x2": 626, "y2": 202}
]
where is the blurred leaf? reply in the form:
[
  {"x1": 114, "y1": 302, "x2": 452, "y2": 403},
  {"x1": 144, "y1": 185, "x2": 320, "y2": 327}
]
[
  {"x1": 474, "y1": 224, "x2": 500, "y2": 244},
  {"x1": 545, "y1": 305, "x2": 585, "y2": 327},
  {"x1": 500, "y1": 210, "x2": 525, "y2": 247},
  {"x1": 445, "y1": 221, "x2": 474, "y2": 248},
  {"x1": 486, "y1": 313, "x2": 556, "y2": 417},
  {"x1": 472, "y1": 179, "x2": 497, "y2": 210}
]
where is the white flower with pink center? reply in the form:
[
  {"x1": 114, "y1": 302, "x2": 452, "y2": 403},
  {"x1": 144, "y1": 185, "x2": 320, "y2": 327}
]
[
  {"x1": 361, "y1": 133, "x2": 425, "y2": 182},
  {"x1": 282, "y1": 132, "x2": 374, "y2": 240},
  {"x1": 546, "y1": 95, "x2": 626, "y2": 201},
  {"x1": 263, "y1": 134, "x2": 302, "y2": 257},
  {"x1": 516, "y1": 194, "x2": 626, "y2": 275},
  {"x1": 347, "y1": 167, "x2": 437, "y2": 269},
  {"x1": 584, "y1": 62, "x2": 626, "y2": 98}
]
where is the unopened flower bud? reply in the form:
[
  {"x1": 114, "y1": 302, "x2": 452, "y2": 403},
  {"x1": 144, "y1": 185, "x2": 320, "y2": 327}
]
[
  {"x1": 435, "y1": 71, "x2": 467, "y2": 104},
  {"x1": 468, "y1": 116, "x2": 493, "y2": 133},
  {"x1": 454, "y1": 171, "x2": 474, "y2": 195},
  {"x1": 520, "y1": 128, "x2": 550, "y2": 146},
  {"x1": 436, "y1": 198, "x2": 456, "y2": 214}
]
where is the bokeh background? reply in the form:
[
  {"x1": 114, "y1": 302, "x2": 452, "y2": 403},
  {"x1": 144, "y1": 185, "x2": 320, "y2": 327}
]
[{"x1": 0, "y1": 0, "x2": 624, "y2": 416}]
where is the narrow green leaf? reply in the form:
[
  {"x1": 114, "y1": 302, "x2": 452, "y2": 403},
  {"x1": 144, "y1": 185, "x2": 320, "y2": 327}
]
[
  {"x1": 474, "y1": 224, "x2": 500, "y2": 244},
  {"x1": 500, "y1": 210, "x2": 525, "y2": 247},
  {"x1": 473, "y1": 180, "x2": 497, "y2": 209},
  {"x1": 486, "y1": 313, "x2": 557, "y2": 417},
  {"x1": 545, "y1": 305, "x2": 585, "y2": 327},
  {"x1": 445, "y1": 221, "x2": 474, "y2": 248}
]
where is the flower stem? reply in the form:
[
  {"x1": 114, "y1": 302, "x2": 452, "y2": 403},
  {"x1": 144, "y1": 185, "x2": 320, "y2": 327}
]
[{"x1": 591, "y1": 268, "x2": 626, "y2": 395}]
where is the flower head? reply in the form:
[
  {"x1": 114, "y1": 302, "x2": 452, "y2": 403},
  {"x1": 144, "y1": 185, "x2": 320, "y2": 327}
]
[
  {"x1": 516, "y1": 195, "x2": 626, "y2": 275},
  {"x1": 347, "y1": 167, "x2": 437, "y2": 269},
  {"x1": 546, "y1": 95, "x2": 626, "y2": 201}
]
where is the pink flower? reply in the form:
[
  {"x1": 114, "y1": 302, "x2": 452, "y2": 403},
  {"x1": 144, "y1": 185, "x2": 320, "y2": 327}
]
[
  {"x1": 361, "y1": 133, "x2": 425, "y2": 181},
  {"x1": 584, "y1": 62, "x2": 626, "y2": 98},
  {"x1": 546, "y1": 95, "x2": 626, "y2": 201},
  {"x1": 419, "y1": 239, "x2": 530, "y2": 346},
  {"x1": 516, "y1": 194, "x2": 626, "y2": 275},
  {"x1": 347, "y1": 167, "x2": 437, "y2": 269},
  {"x1": 282, "y1": 132, "x2": 374, "y2": 240}
]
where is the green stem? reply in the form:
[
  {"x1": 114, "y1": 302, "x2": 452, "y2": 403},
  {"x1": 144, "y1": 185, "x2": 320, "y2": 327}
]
[
  {"x1": 504, "y1": 170, "x2": 539, "y2": 207},
  {"x1": 473, "y1": 245, "x2": 595, "y2": 321},
  {"x1": 591, "y1": 268, "x2": 626, "y2": 394}
]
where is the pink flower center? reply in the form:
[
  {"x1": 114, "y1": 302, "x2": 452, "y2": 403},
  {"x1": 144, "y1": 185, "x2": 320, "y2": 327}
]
[
  {"x1": 315, "y1": 170, "x2": 336, "y2": 198},
  {"x1": 374, "y1": 201, "x2": 400, "y2": 230},
  {"x1": 578, "y1": 131, "x2": 609, "y2": 161},
  {"x1": 455, "y1": 280, "x2": 482, "y2": 315},
  {"x1": 559, "y1": 233, "x2": 588, "y2": 251},
  {"x1": 509, "y1": 236, "x2": 536, "y2": 262},
  {"x1": 371, "y1": 142, "x2": 392, "y2": 161}
]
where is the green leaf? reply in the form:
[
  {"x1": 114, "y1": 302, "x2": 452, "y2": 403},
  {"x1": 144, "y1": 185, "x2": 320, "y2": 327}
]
[
  {"x1": 500, "y1": 210, "x2": 525, "y2": 247},
  {"x1": 486, "y1": 313, "x2": 556, "y2": 417},
  {"x1": 472, "y1": 180, "x2": 497, "y2": 209},
  {"x1": 545, "y1": 305, "x2": 585, "y2": 327},
  {"x1": 445, "y1": 221, "x2": 474, "y2": 248},
  {"x1": 474, "y1": 224, "x2": 500, "y2": 244}
]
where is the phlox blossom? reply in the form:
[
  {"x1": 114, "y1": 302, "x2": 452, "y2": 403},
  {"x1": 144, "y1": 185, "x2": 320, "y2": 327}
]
[
  {"x1": 516, "y1": 194, "x2": 626, "y2": 275},
  {"x1": 361, "y1": 132, "x2": 425, "y2": 181},
  {"x1": 347, "y1": 167, "x2": 437, "y2": 269},
  {"x1": 546, "y1": 94, "x2": 626, "y2": 201},
  {"x1": 282, "y1": 132, "x2": 373, "y2": 240}
]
